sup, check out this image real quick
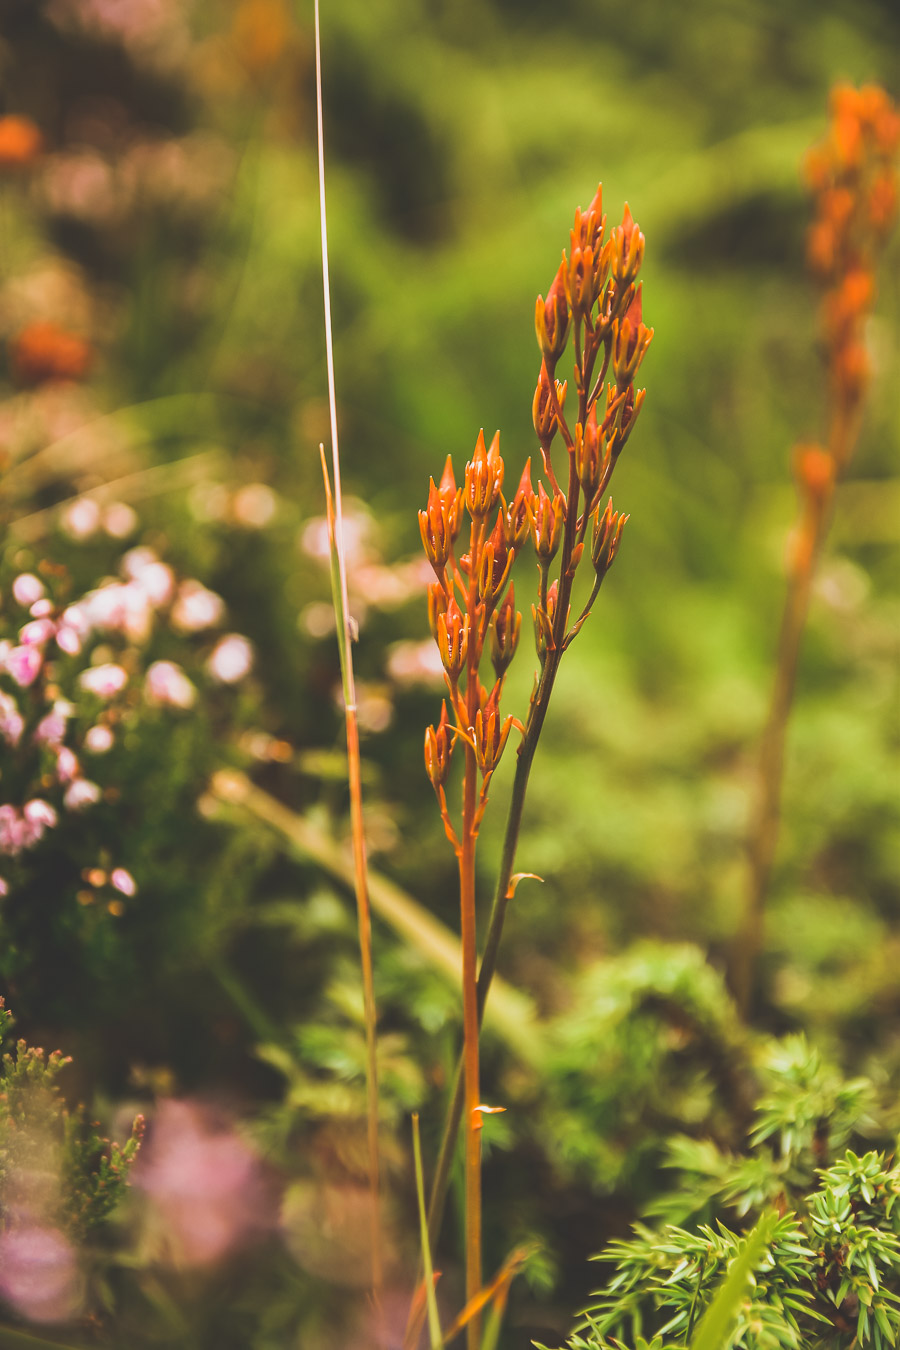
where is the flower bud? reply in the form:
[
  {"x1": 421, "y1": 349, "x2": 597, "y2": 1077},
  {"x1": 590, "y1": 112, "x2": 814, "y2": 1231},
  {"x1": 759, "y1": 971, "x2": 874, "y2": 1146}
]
[
  {"x1": 612, "y1": 284, "x2": 653, "y2": 387},
  {"x1": 591, "y1": 498, "x2": 628, "y2": 575},
  {"x1": 506, "y1": 459, "x2": 533, "y2": 550},
  {"x1": 574, "y1": 406, "x2": 607, "y2": 501},
  {"x1": 465, "y1": 430, "x2": 504, "y2": 519},
  {"x1": 532, "y1": 365, "x2": 566, "y2": 447},
  {"x1": 611, "y1": 203, "x2": 645, "y2": 288},
  {"x1": 478, "y1": 516, "x2": 512, "y2": 604},
  {"x1": 427, "y1": 582, "x2": 448, "y2": 640},
  {"x1": 473, "y1": 693, "x2": 514, "y2": 777},
  {"x1": 424, "y1": 701, "x2": 453, "y2": 787},
  {"x1": 535, "y1": 260, "x2": 570, "y2": 367},
  {"x1": 529, "y1": 482, "x2": 565, "y2": 563},
  {"x1": 436, "y1": 599, "x2": 469, "y2": 680},
  {"x1": 490, "y1": 585, "x2": 521, "y2": 679}
]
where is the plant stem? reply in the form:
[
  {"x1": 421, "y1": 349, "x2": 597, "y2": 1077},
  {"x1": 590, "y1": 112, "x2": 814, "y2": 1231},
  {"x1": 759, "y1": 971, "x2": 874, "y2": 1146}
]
[
  {"x1": 314, "y1": 0, "x2": 381, "y2": 1297},
  {"x1": 730, "y1": 404, "x2": 858, "y2": 1015}
]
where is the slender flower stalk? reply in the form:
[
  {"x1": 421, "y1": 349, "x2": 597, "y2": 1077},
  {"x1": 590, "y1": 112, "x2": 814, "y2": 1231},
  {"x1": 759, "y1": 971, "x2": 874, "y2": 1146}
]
[
  {"x1": 419, "y1": 186, "x2": 653, "y2": 1306},
  {"x1": 730, "y1": 84, "x2": 899, "y2": 1016},
  {"x1": 313, "y1": 0, "x2": 382, "y2": 1298}
]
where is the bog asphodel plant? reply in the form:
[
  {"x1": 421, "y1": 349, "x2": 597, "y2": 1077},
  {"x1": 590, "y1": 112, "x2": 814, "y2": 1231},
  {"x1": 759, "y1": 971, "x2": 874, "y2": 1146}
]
[
  {"x1": 732, "y1": 84, "x2": 899, "y2": 1015},
  {"x1": 419, "y1": 184, "x2": 652, "y2": 1346}
]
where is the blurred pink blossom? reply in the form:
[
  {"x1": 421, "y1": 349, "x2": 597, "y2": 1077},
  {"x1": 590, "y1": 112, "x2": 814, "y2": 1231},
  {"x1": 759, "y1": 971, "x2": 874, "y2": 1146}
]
[
  {"x1": 0, "y1": 1224, "x2": 81, "y2": 1323},
  {"x1": 12, "y1": 574, "x2": 45, "y2": 607},
  {"x1": 63, "y1": 779, "x2": 101, "y2": 811},
  {"x1": 60, "y1": 497, "x2": 101, "y2": 540},
  {"x1": 5, "y1": 645, "x2": 43, "y2": 687},
  {"x1": 33, "y1": 703, "x2": 70, "y2": 746},
  {"x1": 110, "y1": 868, "x2": 136, "y2": 896},
  {"x1": 386, "y1": 639, "x2": 445, "y2": 687},
  {"x1": 207, "y1": 634, "x2": 253, "y2": 684},
  {"x1": 22, "y1": 800, "x2": 58, "y2": 846},
  {"x1": 137, "y1": 1100, "x2": 272, "y2": 1267},
  {"x1": 79, "y1": 663, "x2": 128, "y2": 699},
  {"x1": 84, "y1": 724, "x2": 114, "y2": 754},
  {"x1": 145, "y1": 660, "x2": 195, "y2": 709},
  {"x1": 171, "y1": 580, "x2": 225, "y2": 633},
  {"x1": 0, "y1": 692, "x2": 25, "y2": 748},
  {"x1": 19, "y1": 618, "x2": 55, "y2": 647},
  {"x1": 56, "y1": 747, "x2": 79, "y2": 783},
  {"x1": 0, "y1": 806, "x2": 27, "y2": 855},
  {"x1": 122, "y1": 549, "x2": 175, "y2": 608}
]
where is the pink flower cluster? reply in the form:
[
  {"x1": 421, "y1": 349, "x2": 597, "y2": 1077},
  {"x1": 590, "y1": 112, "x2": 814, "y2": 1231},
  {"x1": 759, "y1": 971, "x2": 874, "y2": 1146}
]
[
  {"x1": 0, "y1": 536, "x2": 254, "y2": 896},
  {"x1": 137, "y1": 1100, "x2": 273, "y2": 1267}
]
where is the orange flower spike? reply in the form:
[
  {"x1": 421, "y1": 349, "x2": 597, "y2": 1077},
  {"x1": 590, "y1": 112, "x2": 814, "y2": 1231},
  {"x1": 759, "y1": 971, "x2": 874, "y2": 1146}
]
[
  {"x1": 424, "y1": 701, "x2": 454, "y2": 788},
  {"x1": 792, "y1": 443, "x2": 835, "y2": 508},
  {"x1": 0, "y1": 115, "x2": 42, "y2": 171},
  {"x1": 535, "y1": 260, "x2": 571, "y2": 369},
  {"x1": 465, "y1": 430, "x2": 504, "y2": 520},
  {"x1": 490, "y1": 584, "x2": 521, "y2": 679}
]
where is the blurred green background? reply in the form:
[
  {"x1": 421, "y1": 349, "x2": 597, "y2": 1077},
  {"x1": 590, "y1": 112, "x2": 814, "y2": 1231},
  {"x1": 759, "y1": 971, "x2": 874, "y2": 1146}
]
[{"x1": 0, "y1": 0, "x2": 898, "y2": 1345}]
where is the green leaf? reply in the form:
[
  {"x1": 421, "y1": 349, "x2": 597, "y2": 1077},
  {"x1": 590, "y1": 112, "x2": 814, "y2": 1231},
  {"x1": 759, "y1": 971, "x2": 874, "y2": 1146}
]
[{"x1": 688, "y1": 1211, "x2": 778, "y2": 1350}]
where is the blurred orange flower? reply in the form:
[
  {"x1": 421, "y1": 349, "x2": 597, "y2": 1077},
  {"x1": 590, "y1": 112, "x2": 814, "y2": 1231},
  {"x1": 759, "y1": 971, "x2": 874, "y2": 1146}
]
[
  {"x1": 0, "y1": 115, "x2": 42, "y2": 171},
  {"x1": 8, "y1": 322, "x2": 92, "y2": 387}
]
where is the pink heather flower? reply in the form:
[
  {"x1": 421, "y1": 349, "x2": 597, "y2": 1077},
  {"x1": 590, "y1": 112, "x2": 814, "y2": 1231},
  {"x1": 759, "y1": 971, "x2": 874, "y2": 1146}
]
[
  {"x1": 56, "y1": 746, "x2": 79, "y2": 782},
  {"x1": 145, "y1": 660, "x2": 195, "y2": 709},
  {"x1": 232, "y1": 483, "x2": 276, "y2": 528},
  {"x1": 81, "y1": 582, "x2": 153, "y2": 643},
  {"x1": 0, "y1": 1224, "x2": 81, "y2": 1323},
  {"x1": 137, "y1": 1100, "x2": 272, "y2": 1268},
  {"x1": 11, "y1": 574, "x2": 45, "y2": 607},
  {"x1": 79, "y1": 663, "x2": 128, "y2": 699},
  {"x1": 22, "y1": 799, "x2": 58, "y2": 847},
  {"x1": 110, "y1": 867, "x2": 136, "y2": 896},
  {"x1": 0, "y1": 806, "x2": 27, "y2": 855},
  {"x1": 84, "y1": 724, "x2": 114, "y2": 754},
  {"x1": 19, "y1": 618, "x2": 56, "y2": 647},
  {"x1": 103, "y1": 501, "x2": 138, "y2": 538},
  {"x1": 0, "y1": 876, "x2": 8, "y2": 897},
  {"x1": 170, "y1": 580, "x2": 225, "y2": 634},
  {"x1": 61, "y1": 496, "x2": 101, "y2": 539},
  {"x1": 206, "y1": 634, "x2": 253, "y2": 684},
  {"x1": 5, "y1": 644, "x2": 43, "y2": 688},
  {"x1": 121, "y1": 548, "x2": 174, "y2": 607},
  {"x1": 34, "y1": 703, "x2": 70, "y2": 746},
  {"x1": 386, "y1": 639, "x2": 445, "y2": 687},
  {"x1": 55, "y1": 624, "x2": 81, "y2": 656},
  {"x1": 63, "y1": 778, "x2": 101, "y2": 811},
  {"x1": 29, "y1": 598, "x2": 54, "y2": 618},
  {"x1": 0, "y1": 691, "x2": 24, "y2": 748}
]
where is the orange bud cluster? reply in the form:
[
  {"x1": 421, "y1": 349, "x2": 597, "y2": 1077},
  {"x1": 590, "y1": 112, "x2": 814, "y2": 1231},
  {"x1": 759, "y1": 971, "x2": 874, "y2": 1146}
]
[
  {"x1": 804, "y1": 84, "x2": 899, "y2": 419},
  {"x1": 421, "y1": 184, "x2": 652, "y2": 850},
  {"x1": 420, "y1": 427, "x2": 526, "y2": 822}
]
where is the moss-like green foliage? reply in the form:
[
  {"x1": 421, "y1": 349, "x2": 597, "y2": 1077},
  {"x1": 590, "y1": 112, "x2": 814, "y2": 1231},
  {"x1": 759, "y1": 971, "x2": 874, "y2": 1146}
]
[
  {"x1": 0, "y1": 1000, "x2": 143, "y2": 1242},
  {"x1": 555, "y1": 1039, "x2": 900, "y2": 1350}
]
